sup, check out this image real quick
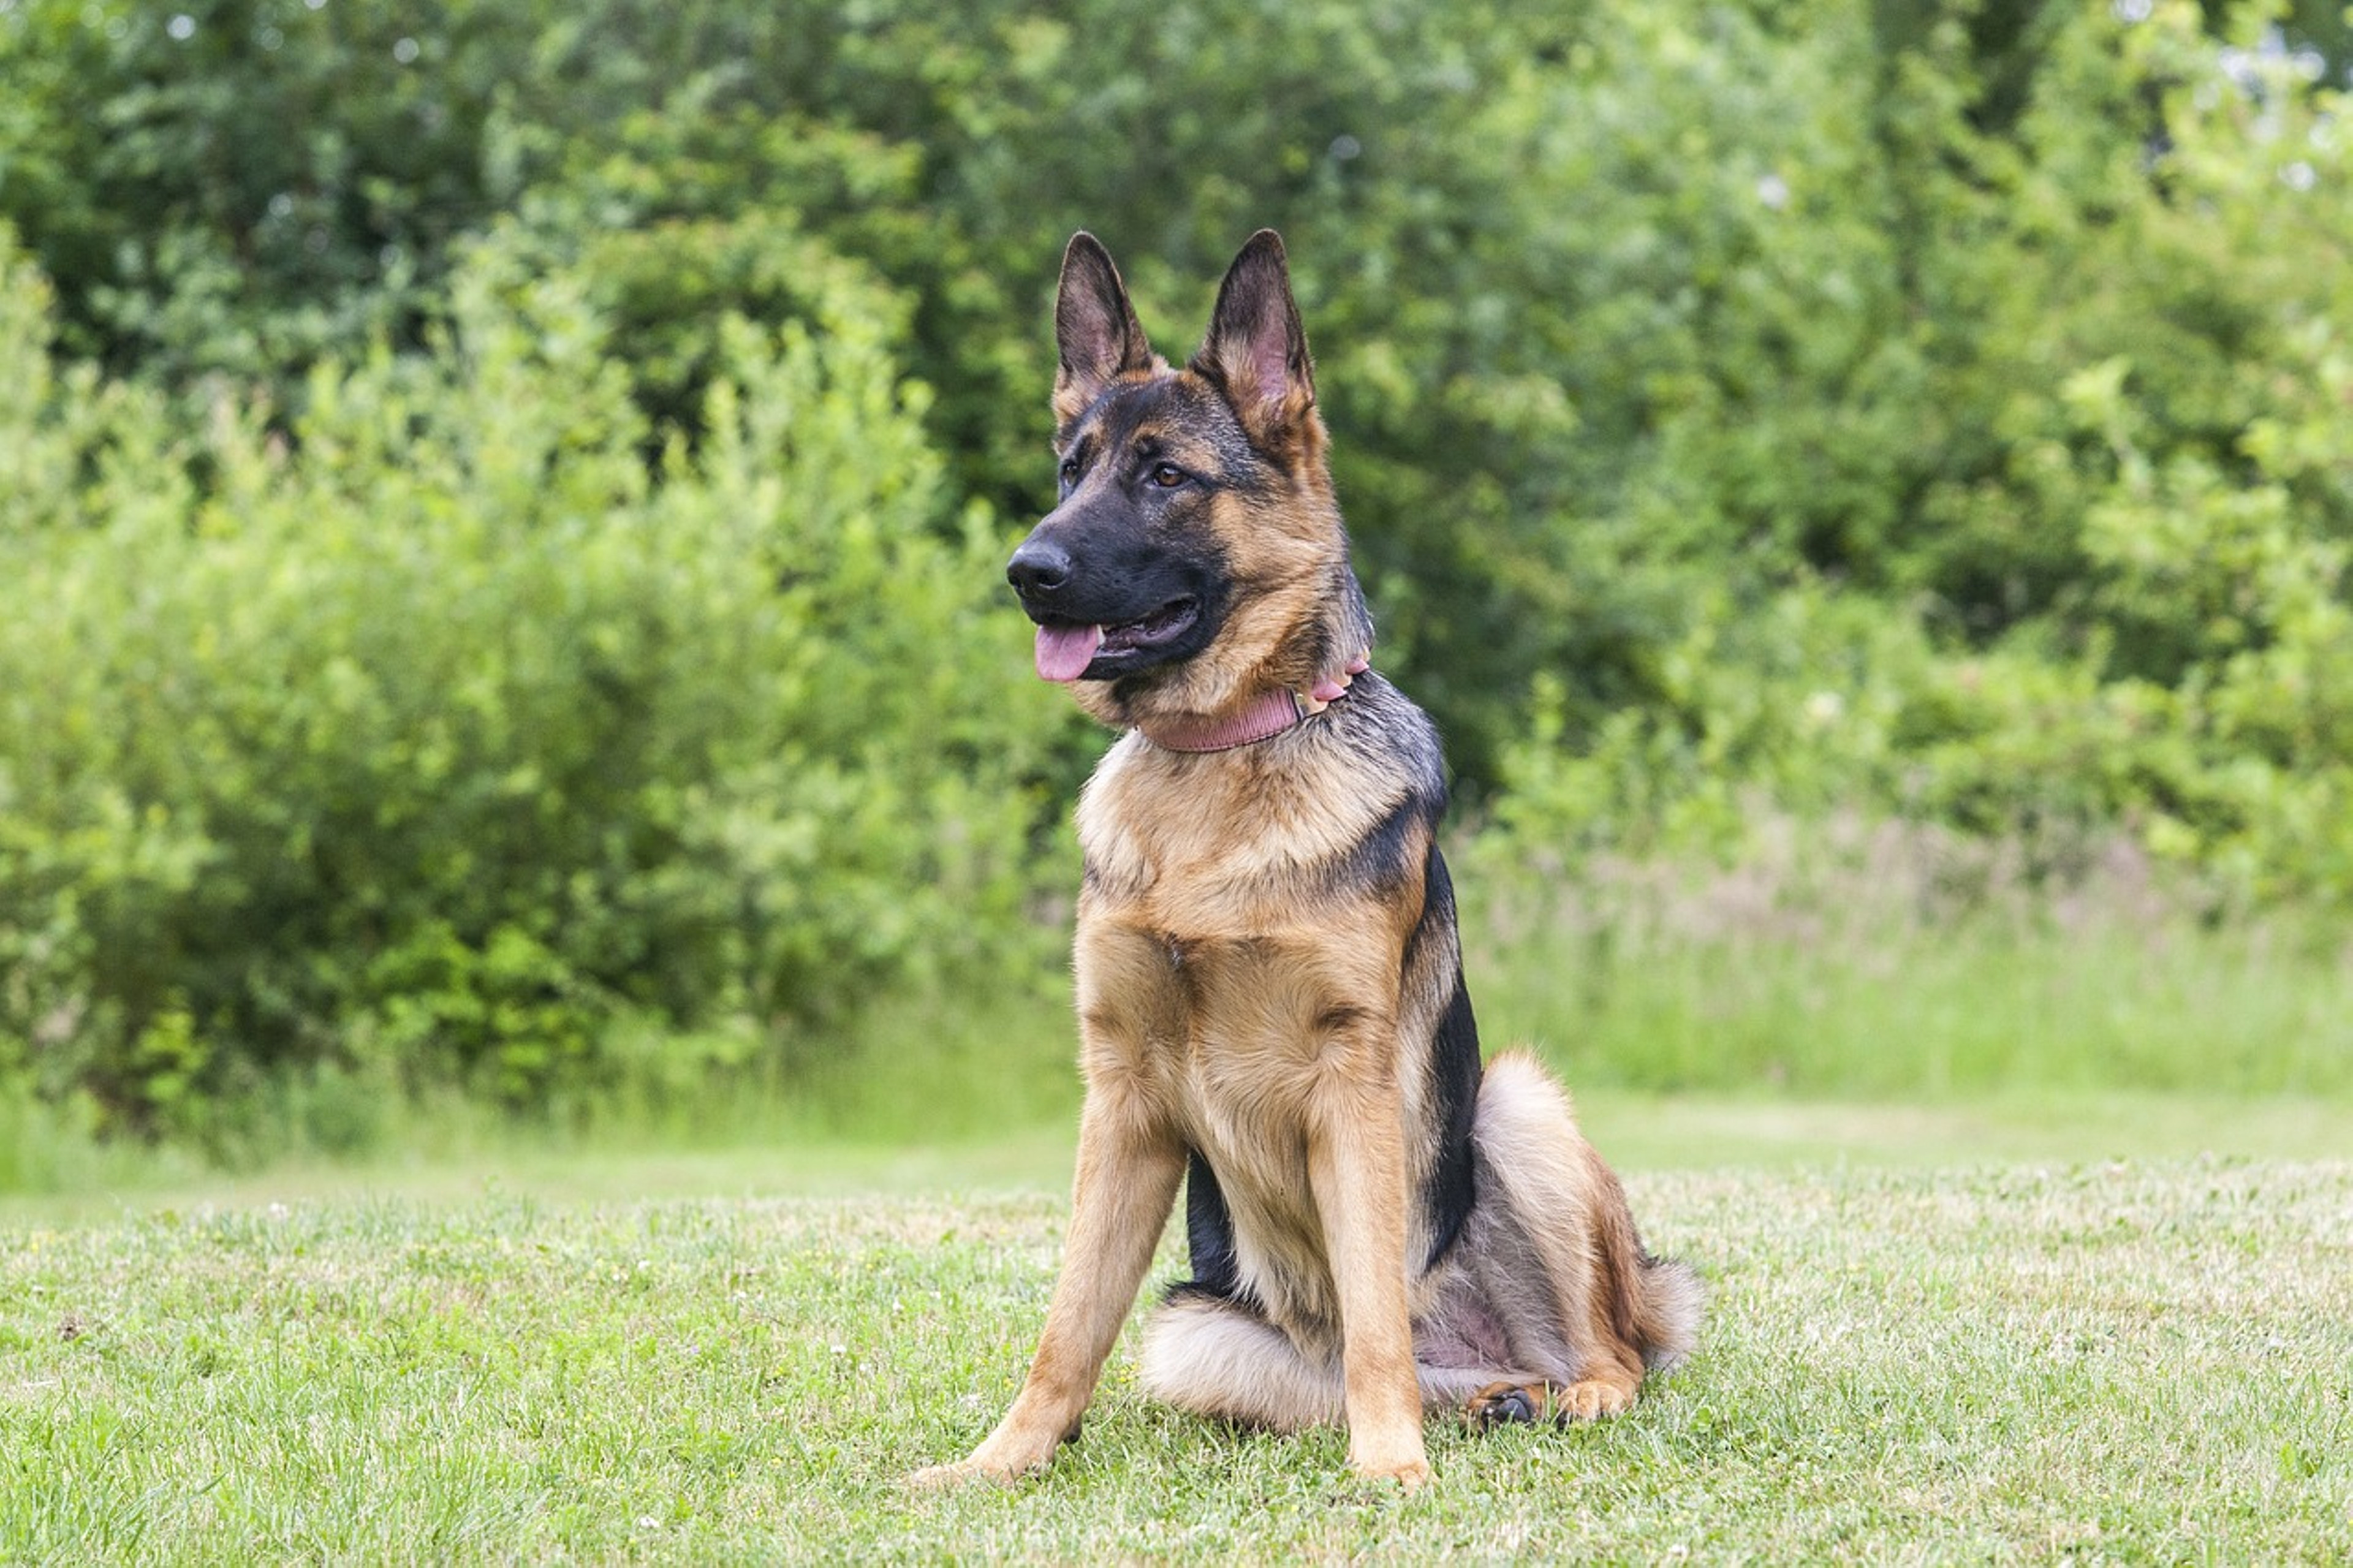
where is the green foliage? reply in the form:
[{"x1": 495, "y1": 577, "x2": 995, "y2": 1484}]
[
  {"x1": 1480, "y1": 1, "x2": 2353, "y2": 901},
  {"x1": 6, "y1": 0, "x2": 2347, "y2": 785},
  {"x1": 2, "y1": 0, "x2": 2351, "y2": 1142},
  {"x1": 0, "y1": 229, "x2": 1070, "y2": 1140},
  {"x1": 0, "y1": 0, "x2": 546, "y2": 381}
]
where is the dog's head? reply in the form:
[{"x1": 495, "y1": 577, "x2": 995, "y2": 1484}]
[{"x1": 1009, "y1": 231, "x2": 1371, "y2": 732}]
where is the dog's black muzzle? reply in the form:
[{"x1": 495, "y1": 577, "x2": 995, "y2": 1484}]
[{"x1": 1006, "y1": 512, "x2": 1227, "y2": 678}]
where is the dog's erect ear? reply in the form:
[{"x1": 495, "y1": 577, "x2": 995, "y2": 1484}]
[
  {"x1": 1194, "y1": 229, "x2": 1314, "y2": 445},
  {"x1": 1054, "y1": 233, "x2": 1156, "y2": 426}
]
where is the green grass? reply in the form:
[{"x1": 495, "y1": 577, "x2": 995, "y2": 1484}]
[
  {"x1": 5, "y1": 1149, "x2": 2349, "y2": 1562},
  {"x1": 2, "y1": 1089, "x2": 2347, "y2": 1229},
  {"x1": 1464, "y1": 825, "x2": 2353, "y2": 1100}
]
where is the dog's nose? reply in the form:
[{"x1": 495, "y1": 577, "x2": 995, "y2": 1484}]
[{"x1": 1007, "y1": 538, "x2": 1073, "y2": 599}]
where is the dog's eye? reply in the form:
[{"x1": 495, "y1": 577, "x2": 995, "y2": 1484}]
[
  {"x1": 1149, "y1": 463, "x2": 1188, "y2": 489},
  {"x1": 1058, "y1": 457, "x2": 1080, "y2": 486}
]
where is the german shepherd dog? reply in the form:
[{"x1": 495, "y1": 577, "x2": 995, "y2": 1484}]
[{"x1": 912, "y1": 231, "x2": 1699, "y2": 1490}]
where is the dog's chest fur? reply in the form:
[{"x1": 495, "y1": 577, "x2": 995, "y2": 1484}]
[{"x1": 1069, "y1": 697, "x2": 1452, "y2": 1347}]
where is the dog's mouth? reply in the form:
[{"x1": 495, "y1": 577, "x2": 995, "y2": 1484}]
[{"x1": 1034, "y1": 598, "x2": 1200, "y2": 683}]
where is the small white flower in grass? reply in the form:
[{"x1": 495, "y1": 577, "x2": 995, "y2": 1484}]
[{"x1": 1756, "y1": 173, "x2": 1790, "y2": 211}]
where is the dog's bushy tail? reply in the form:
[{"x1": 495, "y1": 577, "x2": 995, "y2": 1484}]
[{"x1": 1626, "y1": 1234, "x2": 1703, "y2": 1371}]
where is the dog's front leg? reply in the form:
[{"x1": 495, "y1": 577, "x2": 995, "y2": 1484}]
[
  {"x1": 1308, "y1": 1066, "x2": 1428, "y2": 1489},
  {"x1": 911, "y1": 1078, "x2": 1183, "y2": 1488}
]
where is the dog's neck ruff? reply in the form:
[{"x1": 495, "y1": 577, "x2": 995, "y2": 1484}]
[{"x1": 1136, "y1": 687, "x2": 1330, "y2": 754}]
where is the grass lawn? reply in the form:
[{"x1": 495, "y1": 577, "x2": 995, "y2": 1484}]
[{"x1": 4, "y1": 1102, "x2": 2349, "y2": 1562}]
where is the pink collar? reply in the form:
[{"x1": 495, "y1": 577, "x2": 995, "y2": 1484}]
[{"x1": 1137, "y1": 687, "x2": 1319, "y2": 753}]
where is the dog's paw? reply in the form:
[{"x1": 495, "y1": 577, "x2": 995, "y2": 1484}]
[
  {"x1": 1348, "y1": 1434, "x2": 1430, "y2": 1491},
  {"x1": 1351, "y1": 1452, "x2": 1430, "y2": 1491},
  {"x1": 904, "y1": 1463, "x2": 967, "y2": 1491},
  {"x1": 1466, "y1": 1382, "x2": 1543, "y2": 1428},
  {"x1": 906, "y1": 1459, "x2": 1009, "y2": 1491},
  {"x1": 1468, "y1": 1378, "x2": 1637, "y2": 1426},
  {"x1": 1552, "y1": 1377, "x2": 1637, "y2": 1422},
  {"x1": 908, "y1": 1417, "x2": 1082, "y2": 1491}
]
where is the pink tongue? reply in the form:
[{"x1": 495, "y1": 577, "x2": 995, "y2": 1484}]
[{"x1": 1035, "y1": 623, "x2": 1105, "y2": 683}]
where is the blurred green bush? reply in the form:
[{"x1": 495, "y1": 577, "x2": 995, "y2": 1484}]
[
  {"x1": 6, "y1": 0, "x2": 2344, "y2": 786},
  {"x1": 0, "y1": 230, "x2": 1072, "y2": 1139},
  {"x1": 0, "y1": 0, "x2": 2348, "y2": 1136}
]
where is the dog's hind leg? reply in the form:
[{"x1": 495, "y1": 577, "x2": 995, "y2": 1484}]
[
  {"x1": 1137, "y1": 1291, "x2": 1344, "y2": 1434},
  {"x1": 1142, "y1": 1288, "x2": 1572, "y2": 1433},
  {"x1": 1457, "y1": 1051, "x2": 1702, "y2": 1425}
]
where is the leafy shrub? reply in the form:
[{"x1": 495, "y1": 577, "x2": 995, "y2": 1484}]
[
  {"x1": 6, "y1": 0, "x2": 2347, "y2": 801},
  {"x1": 0, "y1": 230, "x2": 1072, "y2": 1137},
  {"x1": 4, "y1": 0, "x2": 2352, "y2": 1147},
  {"x1": 1485, "y1": 0, "x2": 2353, "y2": 903}
]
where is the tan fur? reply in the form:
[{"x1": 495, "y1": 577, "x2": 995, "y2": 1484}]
[{"x1": 910, "y1": 232, "x2": 1698, "y2": 1494}]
